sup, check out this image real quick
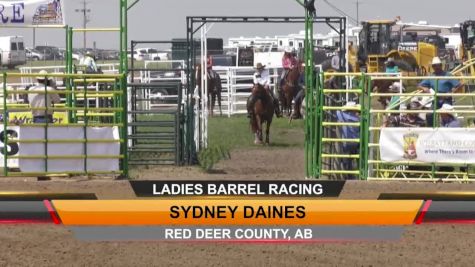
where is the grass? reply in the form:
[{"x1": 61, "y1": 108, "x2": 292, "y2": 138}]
[
  {"x1": 208, "y1": 115, "x2": 304, "y2": 149},
  {"x1": 197, "y1": 115, "x2": 304, "y2": 171}
]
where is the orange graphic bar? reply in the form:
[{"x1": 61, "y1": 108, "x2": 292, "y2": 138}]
[{"x1": 52, "y1": 200, "x2": 423, "y2": 226}]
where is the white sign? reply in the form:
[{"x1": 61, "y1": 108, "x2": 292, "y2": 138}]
[
  {"x1": 0, "y1": 0, "x2": 65, "y2": 26},
  {"x1": 380, "y1": 128, "x2": 475, "y2": 164},
  {"x1": 0, "y1": 125, "x2": 20, "y2": 168},
  {"x1": 0, "y1": 125, "x2": 120, "y2": 172}
]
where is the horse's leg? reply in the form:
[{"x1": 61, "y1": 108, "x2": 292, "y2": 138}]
[
  {"x1": 265, "y1": 119, "x2": 271, "y2": 145},
  {"x1": 218, "y1": 89, "x2": 222, "y2": 116},
  {"x1": 210, "y1": 91, "x2": 215, "y2": 117},
  {"x1": 255, "y1": 115, "x2": 263, "y2": 145}
]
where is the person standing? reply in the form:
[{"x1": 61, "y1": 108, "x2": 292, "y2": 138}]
[
  {"x1": 418, "y1": 57, "x2": 463, "y2": 126},
  {"x1": 28, "y1": 70, "x2": 61, "y2": 123}
]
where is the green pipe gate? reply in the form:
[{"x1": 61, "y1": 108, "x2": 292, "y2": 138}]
[
  {"x1": 0, "y1": 0, "x2": 130, "y2": 178},
  {"x1": 305, "y1": 72, "x2": 475, "y2": 181}
]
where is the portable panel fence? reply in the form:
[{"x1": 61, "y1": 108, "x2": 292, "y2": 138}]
[
  {"x1": 128, "y1": 41, "x2": 185, "y2": 166},
  {"x1": 306, "y1": 72, "x2": 475, "y2": 181},
  {"x1": 1, "y1": 72, "x2": 128, "y2": 178}
]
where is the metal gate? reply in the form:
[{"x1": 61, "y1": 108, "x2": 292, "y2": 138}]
[{"x1": 127, "y1": 41, "x2": 186, "y2": 165}]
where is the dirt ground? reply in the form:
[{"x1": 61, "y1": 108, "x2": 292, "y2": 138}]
[{"x1": 1, "y1": 147, "x2": 475, "y2": 266}]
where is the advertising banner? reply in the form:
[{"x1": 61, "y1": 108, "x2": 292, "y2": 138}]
[
  {"x1": 0, "y1": 125, "x2": 120, "y2": 171},
  {"x1": 0, "y1": 0, "x2": 65, "y2": 26},
  {"x1": 380, "y1": 128, "x2": 475, "y2": 164}
]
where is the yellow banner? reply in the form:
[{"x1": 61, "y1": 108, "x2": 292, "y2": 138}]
[{"x1": 5, "y1": 112, "x2": 69, "y2": 124}]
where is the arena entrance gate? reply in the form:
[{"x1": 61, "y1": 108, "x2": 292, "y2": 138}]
[
  {"x1": 185, "y1": 15, "x2": 347, "y2": 164},
  {"x1": 128, "y1": 40, "x2": 186, "y2": 165}
]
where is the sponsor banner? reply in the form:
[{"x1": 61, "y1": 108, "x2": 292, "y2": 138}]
[
  {"x1": 380, "y1": 128, "x2": 475, "y2": 164},
  {"x1": 0, "y1": 112, "x2": 68, "y2": 125},
  {"x1": 0, "y1": 125, "x2": 20, "y2": 167},
  {"x1": 0, "y1": 125, "x2": 120, "y2": 171},
  {"x1": 0, "y1": 0, "x2": 65, "y2": 26}
]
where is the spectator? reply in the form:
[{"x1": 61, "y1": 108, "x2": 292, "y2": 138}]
[
  {"x1": 79, "y1": 51, "x2": 98, "y2": 73},
  {"x1": 336, "y1": 101, "x2": 360, "y2": 180},
  {"x1": 28, "y1": 70, "x2": 61, "y2": 124},
  {"x1": 439, "y1": 104, "x2": 461, "y2": 127},
  {"x1": 418, "y1": 57, "x2": 463, "y2": 126},
  {"x1": 384, "y1": 101, "x2": 426, "y2": 127}
]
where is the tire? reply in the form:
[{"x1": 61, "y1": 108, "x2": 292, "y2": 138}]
[
  {"x1": 33, "y1": 56, "x2": 39, "y2": 61},
  {"x1": 153, "y1": 56, "x2": 161, "y2": 61}
]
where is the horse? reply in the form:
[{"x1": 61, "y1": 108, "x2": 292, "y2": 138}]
[
  {"x1": 371, "y1": 79, "x2": 396, "y2": 109},
  {"x1": 195, "y1": 64, "x2": 223, "y2": 116},
  {"x1": 250, "y1": 83, "x2": 274, "y2": 145},
  {"x1": 280, "y1": 62, "x2": 303, "y2": 117}
]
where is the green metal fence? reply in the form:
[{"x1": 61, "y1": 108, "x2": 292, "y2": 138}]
[
  {"x1": 305, "y1": 73, "x2": 475, "y2": 181},
  {"x1": 1, "y1": 72, "x2": 128, "y2": 178}
]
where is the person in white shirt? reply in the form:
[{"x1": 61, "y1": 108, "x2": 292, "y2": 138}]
[
  {"x1": 247, "y1": 63, "x2": 281, "y2": 118},
  {"x1": 79, "y1": 51, "x2": 98, "y2": 73},
  {"x1": 28, "y1": 70, "x2": 61, "y2": 123}
]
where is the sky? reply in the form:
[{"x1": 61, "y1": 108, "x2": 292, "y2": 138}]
[{"x1": 3, "y1": 0, "x2": 474, "y2": 49}]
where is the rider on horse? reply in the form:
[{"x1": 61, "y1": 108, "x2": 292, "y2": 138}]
[
  {"x1": 280, "y1": 47, "x2": 298, "y2": 88},
  {"x1": 247, "y1": 63, "x2": 282, "y2": 118}
]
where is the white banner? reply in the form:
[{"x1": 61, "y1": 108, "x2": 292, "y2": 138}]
[
  {"x1": 0, "y1": 125, "x2": 120, "y2": 172},
  {"x1": 380, "y1": 128, "x2": 475, "y2": 164},
  {"x1": 0, "y1": 125, "x2": 20, "y2": 168},
  {"x1": 0, "y1": 0, "x2": 65, "y2": 26}
]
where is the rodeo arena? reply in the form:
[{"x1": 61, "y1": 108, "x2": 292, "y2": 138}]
[
  {"x1": 1, "y1": 0, "x2": 474, "y2": 184},
  {"x1": 2, "y1": 0, "x2": 475, "y2": 265}
]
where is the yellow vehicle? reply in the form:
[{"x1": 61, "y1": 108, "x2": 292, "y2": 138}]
[{"x1": 354, "y1": 20, "x2": 451, "y2": 74}]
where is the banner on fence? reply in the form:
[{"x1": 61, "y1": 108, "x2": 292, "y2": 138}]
[
  {"x1": 0, "y1": 0, "x2": 65, "y2": 26},
  {"x1": 380, "y1": 128, "x2": 475, "y2": 164},
  {"x1": 0, "y1": 112, "x2": 68, "y2": 124},
  {"x1": 0, "y1": 125, "x2": 20, "y2": 167},
  {"x1": 0, "y1": 125, "x2": 120, "y2": 171}
]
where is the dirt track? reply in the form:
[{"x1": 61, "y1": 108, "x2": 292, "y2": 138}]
[{"x1": 1, "y1": 147, "x2": 475, "y2": 266}]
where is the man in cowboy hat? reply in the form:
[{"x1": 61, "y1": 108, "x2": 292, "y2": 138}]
[
  {"x1": 418, "y1": 56, "x2": 463, "y2": 126},
  {"x1": 80, "y1": 50, "x2": 98, "y2": 73},
  {"x1": 28, "y1": 70, "x2": 61, "y2": 124},
  {"x1": 439, "y1": 103, "x2": 461, "y2": 127},
  {"x1": 247, "y1": 63, "x2": 281, "y2": 118}
]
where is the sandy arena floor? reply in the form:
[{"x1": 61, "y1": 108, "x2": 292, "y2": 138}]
[{"x1": 1, "y1": 147, "x2": 475, "y2": 266}]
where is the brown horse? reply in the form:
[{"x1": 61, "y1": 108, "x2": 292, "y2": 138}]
[
  {"x1": 195, "y1": 64, "x2": 223, "y2": 116},
  {"x1": 371, "y1": 79, "x2": 395, "y2": 109},
  {"x1": 280, "y1": 63, "x2": 302, "y2": 117},
  {"x1": 250, "y1": 83, "x2": 274, "y2": 145}
]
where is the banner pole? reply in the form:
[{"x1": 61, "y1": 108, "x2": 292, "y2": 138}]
[{"x1": 3, "y1": 73, "x2": 8, "y2": 176}]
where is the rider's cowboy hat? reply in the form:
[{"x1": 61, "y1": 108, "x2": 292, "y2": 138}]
[
  {"x1": 36, "y1": 70, "x2": 51, "y2": 81},
  {"x1": 431, "y1": 57, "x2": 442, "y2": 65},
  {"x1": 255, "y1": 63, "x2": 266, "y2": 69}
]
